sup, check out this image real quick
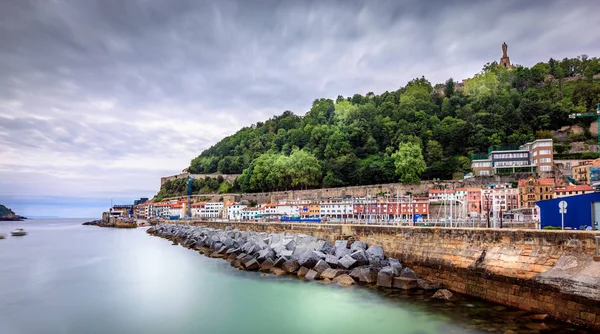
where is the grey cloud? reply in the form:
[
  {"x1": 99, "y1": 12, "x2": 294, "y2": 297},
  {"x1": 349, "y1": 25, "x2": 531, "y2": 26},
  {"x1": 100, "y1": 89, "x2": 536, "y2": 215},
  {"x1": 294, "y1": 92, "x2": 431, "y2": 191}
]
[{"x1": 1, "y1": 0, "x2": 599, "y2": 216}]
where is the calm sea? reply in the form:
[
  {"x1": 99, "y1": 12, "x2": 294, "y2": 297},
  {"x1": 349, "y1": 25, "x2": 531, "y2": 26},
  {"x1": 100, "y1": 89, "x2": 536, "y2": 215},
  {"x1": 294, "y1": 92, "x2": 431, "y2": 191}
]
[{"x1": 0, "y1": 219, "x2": 592, "y2": 334}]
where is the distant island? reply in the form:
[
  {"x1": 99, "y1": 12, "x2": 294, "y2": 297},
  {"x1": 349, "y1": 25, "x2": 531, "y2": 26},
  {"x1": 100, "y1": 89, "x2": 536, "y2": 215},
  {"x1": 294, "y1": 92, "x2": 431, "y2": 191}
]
[{"x1": 0, "y1": 204, "x2": 26, "y2": 221}]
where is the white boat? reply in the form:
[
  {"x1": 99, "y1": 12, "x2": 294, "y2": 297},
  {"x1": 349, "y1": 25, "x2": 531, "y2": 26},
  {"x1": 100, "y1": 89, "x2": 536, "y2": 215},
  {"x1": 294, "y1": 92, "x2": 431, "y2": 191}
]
[{"x1": 11, "y1": 228, "x2": 26, "y2": 236}]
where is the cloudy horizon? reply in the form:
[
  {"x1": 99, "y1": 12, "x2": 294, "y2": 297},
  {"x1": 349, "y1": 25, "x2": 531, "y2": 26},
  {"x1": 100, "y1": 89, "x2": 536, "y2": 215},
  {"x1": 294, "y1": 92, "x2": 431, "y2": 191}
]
[{"x1": 1, "y1": 0, "x2": 599, "y2": 218}]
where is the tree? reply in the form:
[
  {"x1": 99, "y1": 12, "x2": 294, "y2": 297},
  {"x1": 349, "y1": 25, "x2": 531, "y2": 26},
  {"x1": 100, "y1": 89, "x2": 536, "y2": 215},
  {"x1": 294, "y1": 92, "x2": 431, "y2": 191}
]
[{"x1": 391, "y1": 142, "x2": 426, "y2": 184}]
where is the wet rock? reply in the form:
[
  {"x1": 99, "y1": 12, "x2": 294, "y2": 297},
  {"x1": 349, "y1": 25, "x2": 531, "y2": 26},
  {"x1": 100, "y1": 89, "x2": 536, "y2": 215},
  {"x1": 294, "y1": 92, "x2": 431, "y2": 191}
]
[
  {"x1": 350, "y1": 250, "x2": 369, "y2": 266},
  {"x1": 333, "y1": 274, "x2": 355, "y2": 286},
  {"x1": 260, "y1": 258, "x2": 275, "y2": 272},
  {"x1": 298, "y1": 251, "x2": 321, "y2": 269},
  {"x1": 350, "y1": 241, "x2": 367, "y2": 252},
  {"x1": 318, "y1": 241, "x2": 335, "y2": 255},
  {"x1": 325, "y1": 254, "x2": 338, "y2": 268},
  {"x1": 313, "y1": 260, "x2": 330, "y2": 274},
  {"x1": 338, "y1": 254, "x2": 357, "y2": 269},
  {"x1": 273, "y1": 257, "x2": 287, "y2": 268},
  {"x1": 297, "y1": 266, "x2": 310, "y2": 277},
  {"x1": 393, "y1": 277, "x2": 419, "y2": 290},
  {"x1": 236, "y1": 253, "x2": 247, "y2": 261},
  {"x1": 350, "y1": 266, "x2": 377, "y2": 283},
  {"x1": 282, "y1": 259, "x2": 300, "y2": 273},
  {"x1": 431, "y1": 289, "x2": 453, "y2": 300},
  {"x1": 528, "y1": 314, "x2": 549, "y2": 321},
  {"x1": 366, "y1": 245, "x2": 385, "y2": 264},
  {"x1": 376, "y1": 270, "x2": 393, "y2": 288},
  {"x1": 400, "y1": 267, "x2": 419, "y2": 279},
  {"x1": 227, "y1": 254, "x2": 237, "y2": 261},
  {"x1": 417, "y1": 279, "x2": 442, "y2": 290},
  {"x1": 243, "y1": 258, "x2": 259, "y2": 271},
  {"x1": 270, "y1": 267, "x2": 286, "y2": 276},
  {"x1": 321, "y1": 268, "x2": 344, "y2": 280},
  {"x1": 230, "y1": 259, "x2": 241, "y2": 268},
  {"x1": 257, "y1": 249, "x2": 275, "y2": 261},
  {"x1": 305, "y1": 269, "x2": 320, "y2": 280}
]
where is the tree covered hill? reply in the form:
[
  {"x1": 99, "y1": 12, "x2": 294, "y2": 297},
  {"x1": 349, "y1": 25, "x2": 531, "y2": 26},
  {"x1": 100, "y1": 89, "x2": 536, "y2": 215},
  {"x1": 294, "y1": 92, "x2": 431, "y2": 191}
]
[
  {"x1": 182, "y1": 55, "x2": 600, "y2": 194},
  {"x1": 0, "y1": 204, "x2": 15, "y2": 217}
]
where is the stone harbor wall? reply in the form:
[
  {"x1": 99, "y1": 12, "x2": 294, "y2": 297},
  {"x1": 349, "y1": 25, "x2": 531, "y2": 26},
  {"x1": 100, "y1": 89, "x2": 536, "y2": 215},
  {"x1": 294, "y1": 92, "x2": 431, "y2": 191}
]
[
  {"x1": 147, "y1": 224, "x2": 445, "y2": 297},
  {"x1": 165, "y1": 221, "x2": 600, "y2": 329}
]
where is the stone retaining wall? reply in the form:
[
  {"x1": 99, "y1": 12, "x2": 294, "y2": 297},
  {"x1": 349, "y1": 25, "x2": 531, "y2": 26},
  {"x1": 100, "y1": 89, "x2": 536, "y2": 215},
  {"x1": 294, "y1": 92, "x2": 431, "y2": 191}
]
[{"x1": 170, "y1": 221, "x2": 600, "y2": 328}]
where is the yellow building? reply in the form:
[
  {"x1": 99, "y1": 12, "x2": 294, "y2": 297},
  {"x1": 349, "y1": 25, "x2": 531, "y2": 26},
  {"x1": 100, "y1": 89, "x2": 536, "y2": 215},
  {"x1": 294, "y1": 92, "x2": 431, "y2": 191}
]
[
  {"x1": 571, "y1": 159, "x2": 600, "y2": 185},
  {"x1": 518, "y1": 176, "x2": 555, "y2": 209}
]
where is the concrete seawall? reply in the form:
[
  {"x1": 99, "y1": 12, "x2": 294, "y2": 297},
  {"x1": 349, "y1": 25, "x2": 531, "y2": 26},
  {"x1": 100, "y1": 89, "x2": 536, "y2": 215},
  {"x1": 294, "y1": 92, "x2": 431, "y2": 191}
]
[{"x1": 169, "y1": 220, "x2": 600, "y2": 328}]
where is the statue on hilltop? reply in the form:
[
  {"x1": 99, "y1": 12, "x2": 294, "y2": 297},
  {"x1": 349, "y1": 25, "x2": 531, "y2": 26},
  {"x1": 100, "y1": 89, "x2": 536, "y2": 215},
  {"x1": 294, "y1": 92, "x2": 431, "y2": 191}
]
[
  {"x1": 502, "y1": 42, "x2": 508, "y2": 58},
  {"x1": 499, "y1": 42, "x2": 514, "y2": 69}
]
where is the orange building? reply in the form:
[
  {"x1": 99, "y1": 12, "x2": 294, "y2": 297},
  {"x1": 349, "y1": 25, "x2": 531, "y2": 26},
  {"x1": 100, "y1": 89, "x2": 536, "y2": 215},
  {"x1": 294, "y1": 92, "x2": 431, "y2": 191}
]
[{"x1": 518, "y1": 177, "x2": 555, "y2": 209}]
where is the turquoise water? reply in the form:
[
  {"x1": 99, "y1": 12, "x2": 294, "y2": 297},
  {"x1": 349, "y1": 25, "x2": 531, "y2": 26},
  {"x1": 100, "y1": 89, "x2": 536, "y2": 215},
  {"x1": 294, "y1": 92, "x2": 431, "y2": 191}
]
[{"x1": 0, "y1": 219, "x2": 591, "y2": 334}]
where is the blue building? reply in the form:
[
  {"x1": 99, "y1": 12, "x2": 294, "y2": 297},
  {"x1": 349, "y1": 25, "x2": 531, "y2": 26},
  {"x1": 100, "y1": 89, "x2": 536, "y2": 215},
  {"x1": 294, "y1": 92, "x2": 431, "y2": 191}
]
[{"x1": 536, "y1": 193, "x2": 600, "y2": 230}]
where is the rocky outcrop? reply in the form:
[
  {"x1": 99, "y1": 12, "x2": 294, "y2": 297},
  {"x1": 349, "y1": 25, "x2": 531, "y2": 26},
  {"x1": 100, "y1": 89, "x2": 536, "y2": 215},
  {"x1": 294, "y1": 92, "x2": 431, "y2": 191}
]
[
  {"x1": 147, "y1": 223, "x2": 442, "y2": 291},
  {"x1": 82, "y1": 219, "x2": 136, "y2": 228}
]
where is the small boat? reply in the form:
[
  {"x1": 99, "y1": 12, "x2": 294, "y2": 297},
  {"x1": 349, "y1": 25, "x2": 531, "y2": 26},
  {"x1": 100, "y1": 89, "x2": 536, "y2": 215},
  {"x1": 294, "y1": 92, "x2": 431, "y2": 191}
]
[{"x1": 11, "y1": 228, "x2": 27, "y2": 236}]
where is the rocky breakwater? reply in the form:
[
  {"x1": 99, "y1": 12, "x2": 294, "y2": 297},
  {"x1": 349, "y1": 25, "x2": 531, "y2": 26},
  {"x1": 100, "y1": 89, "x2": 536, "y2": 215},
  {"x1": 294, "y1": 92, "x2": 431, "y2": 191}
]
[
  {"x1": 147, "y1": 224, "x2": 447, "y2": 295},
  {"x1": 82, "y1": 219, "x2": 137, "y2": 228}
]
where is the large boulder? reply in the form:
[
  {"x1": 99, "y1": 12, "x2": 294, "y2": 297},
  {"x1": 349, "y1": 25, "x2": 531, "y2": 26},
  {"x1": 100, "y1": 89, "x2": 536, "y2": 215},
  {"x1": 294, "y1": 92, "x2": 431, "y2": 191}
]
[
  {"x1": 417, "y1": 279, "x2": 442, "y2": 291},
  {"x1": 297, "y1": 266, "x2": 310, "y2": 277},
  {"x1": 350, "y1": 250, "x2": 369, "y2": 266},
  {"x1": 321, "y1": 268, "x2": 345, "y2": 280},
  {"x1": 388, "y1": 258, "x2": 402, "y2": 271},
  {"x1": 243, "y1": 258, "x2": 260, "y2": 271},
  {"x1": 377, "y1": 272, "x2": 393, "y2": 288},
  {"x1": 305, "y1": 269, "x2": 320, "y2": 280},
  {"x1": 325, "y1": 254, "x2": 338, "y2": 268},
  {"x1": 350, "y1": 241, "x2": 367, "y2": 252},
  {"x1": 298, "y1": 251, "x2": 321, "y2": 269},
  {"x1": 338, "y1": 254, "x2": 357, "y2": 269},
  {"x1": 366, "y1": 245, "x2": 385, "y2": 265},
  {"x1": 349, "y1": 266, "x2": 377, "y2": 283},
  {"x1": 400, "y1": 267, "x2": 419, "y2": 279},
  {"x1": 432, "y1": 289, "x2": 453, "y2": 300},
  {"x1": 273, "y1": 256, "x2": 287, "y2": 268},
  {"x1": 393, "y1": 277, "x2": 419, "y2": 290},
  {"x1": 260, "y1": 258, "x2": 275, "y2": 272},
  {"x1": 282, "y1": 259, "x2": 300, "y2": 273},
  {"x1": 313, "y1": 260, "x2": 330, "y2": 274},
  {"x1": 318, "y1": 241, "x2": 336, "y2": 255},
  {"x1": 257, "y1": 249, "x2": 275, "y2": 261},
  {"x1": 333, "y1": 274, "x2": 355, "y2": 286}
]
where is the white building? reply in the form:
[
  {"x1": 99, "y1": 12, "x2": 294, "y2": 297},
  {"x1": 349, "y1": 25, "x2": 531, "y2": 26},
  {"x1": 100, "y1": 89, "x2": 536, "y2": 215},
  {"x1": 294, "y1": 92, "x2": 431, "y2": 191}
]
[
  {"x1": 262, "y1": 204, "x2": 300, "y2": 217},
  {"x1": 152, "y1": 203, "x2": 170, "y2": 218},
  {"x1": 319, "y1": 201, "x2": 353, "y2": 218},
  {"x1": 168, "y1": 204, "x2": 184, "y2": 218},
  {"x1": 200, "y1": 202, "x2": 224, "y2": 219},
  {"x1": 428, "y1": 189, "x2": 457, "y2": 203},
  {"x1": 241, "y1": 207, "x2": 259, "y2": 220},
  {"x1": 227, "y1": 203, "x2": 247, "y2": 220}
]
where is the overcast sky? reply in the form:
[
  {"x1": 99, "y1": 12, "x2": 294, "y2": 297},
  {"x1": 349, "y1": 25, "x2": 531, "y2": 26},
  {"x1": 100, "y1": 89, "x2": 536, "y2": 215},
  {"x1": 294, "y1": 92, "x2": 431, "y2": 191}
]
[{"x1": 1, "y1": 0, "x2": 599, "y2": 218}]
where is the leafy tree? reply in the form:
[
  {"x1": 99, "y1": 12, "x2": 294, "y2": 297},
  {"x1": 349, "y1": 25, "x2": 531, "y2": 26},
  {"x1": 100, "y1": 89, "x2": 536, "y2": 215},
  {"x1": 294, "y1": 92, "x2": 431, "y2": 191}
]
[{"x1": 391, "y1": 142, "x2": 426, "y2": 184}]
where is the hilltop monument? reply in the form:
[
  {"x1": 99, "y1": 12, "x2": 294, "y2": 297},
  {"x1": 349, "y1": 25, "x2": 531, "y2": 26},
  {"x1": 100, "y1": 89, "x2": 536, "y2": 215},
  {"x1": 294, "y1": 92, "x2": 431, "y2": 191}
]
[{"x1": 499, "y1": 42, "x2": 515, "y2": 69}]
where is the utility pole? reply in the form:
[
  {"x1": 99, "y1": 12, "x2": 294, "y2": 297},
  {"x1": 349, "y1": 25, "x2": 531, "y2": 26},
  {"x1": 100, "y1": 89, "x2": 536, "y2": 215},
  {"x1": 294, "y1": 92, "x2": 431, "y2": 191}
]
[{"x1": 569, "y1": 103, "x2": 600, "y2": 150}]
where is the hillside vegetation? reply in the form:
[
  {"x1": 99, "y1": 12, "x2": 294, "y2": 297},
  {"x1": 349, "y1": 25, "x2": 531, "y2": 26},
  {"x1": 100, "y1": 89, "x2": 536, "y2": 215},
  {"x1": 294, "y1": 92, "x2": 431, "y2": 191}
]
[
  {"x1": 0, "y1": 204, "x2": 15, "y2": 217},
  {"x1": 177, "y1": 55, "x2": 600, "y2": 195}
]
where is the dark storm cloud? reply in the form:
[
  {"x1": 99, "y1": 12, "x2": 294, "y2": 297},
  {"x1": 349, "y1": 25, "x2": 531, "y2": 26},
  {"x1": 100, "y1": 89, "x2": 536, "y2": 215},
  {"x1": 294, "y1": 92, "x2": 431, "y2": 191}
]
[{"x1": 1, "y1": 0, "x2": 599, "y2": 216}]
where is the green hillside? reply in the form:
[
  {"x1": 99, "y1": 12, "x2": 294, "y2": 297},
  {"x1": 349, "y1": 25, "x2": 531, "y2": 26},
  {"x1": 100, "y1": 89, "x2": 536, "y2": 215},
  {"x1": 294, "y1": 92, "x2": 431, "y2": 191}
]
[{"x1": 180, "y1": 55, "x2": 600, "y2": 195}]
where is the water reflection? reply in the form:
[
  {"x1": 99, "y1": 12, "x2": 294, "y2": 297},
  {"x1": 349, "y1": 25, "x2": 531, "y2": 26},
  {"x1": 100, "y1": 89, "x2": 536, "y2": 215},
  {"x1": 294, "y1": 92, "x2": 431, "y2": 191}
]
[{"x1": 0, "y1": 219, "x2": 593, "y2": 334}]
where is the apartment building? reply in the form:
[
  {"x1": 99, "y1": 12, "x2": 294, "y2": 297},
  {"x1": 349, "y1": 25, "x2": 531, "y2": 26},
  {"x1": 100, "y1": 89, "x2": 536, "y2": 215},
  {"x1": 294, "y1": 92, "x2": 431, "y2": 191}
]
[
  {"x1": 226, "y1": 203, "x2": 247, "y2": 220},
  {"x1": 481, "y1": 186, "x2": 519, "y2": 214},
  {"x1": 320, "y1": 200, "x2": 353, "y2": 218},
  {"x1": 471, "y1": 139, "x2": 553, "y2": 176},
  {"x1": 241, "y1": 207, "x2": 259, "y2": 220},
  {"x1": 571, "y1": 159, "x2": 600, "y2": 185},
  {"x1": 518, "y1": 176, "x2": 555, "y2": 209},
  {"x1": 200, "y1": 202, "x2": 224, "y2": 218},
  {"x1": 456, "y1": 188, "x2": 482, "y2": 215},
  {"x1": 428, "y1": 189, "x2": 456, "y2": 202}
]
